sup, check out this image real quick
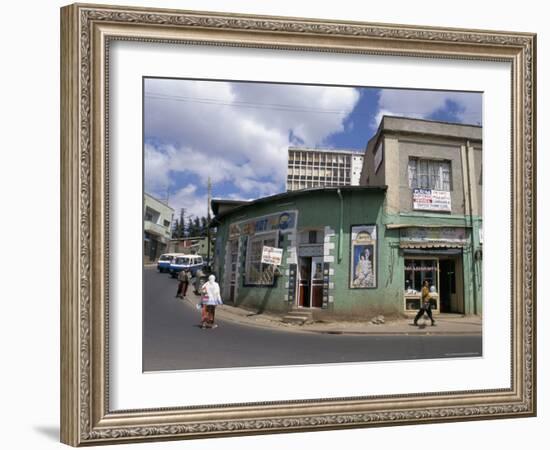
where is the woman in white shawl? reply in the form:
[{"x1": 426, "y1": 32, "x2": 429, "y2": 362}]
[{"x1": 200, "y1": 275, "x2": 223, "y2": 329}]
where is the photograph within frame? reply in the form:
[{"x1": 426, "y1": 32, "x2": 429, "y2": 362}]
[{"x1": 142, "y1": 77, "x2": 483, "y2": 372}]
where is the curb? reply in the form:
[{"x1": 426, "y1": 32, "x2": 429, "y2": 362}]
[{"x1": 211, "y1": 306, "x2": 482, "y2": 337}]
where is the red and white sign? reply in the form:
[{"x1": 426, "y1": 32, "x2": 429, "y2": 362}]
[
  {"x1": 261, "y1": 246, "x2": 283, "y2": 265},
  {"x1": 412, "y1": 189, "x2": 451, "y2": 212}
]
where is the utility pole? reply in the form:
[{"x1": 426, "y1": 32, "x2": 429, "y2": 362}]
[
  {"x1": 179, "y1": 208, "x2": 185, "y2": 238},
  {"x1": 206, "y1": 176, "x2": 212, "y2": 269}
]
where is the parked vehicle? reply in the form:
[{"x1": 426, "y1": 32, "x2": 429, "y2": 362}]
[
  {"x1": 157, "y1": 253, "x2": 185, "y2": 273},
  {"x1": 169, "y1": 254, "x2": 205, "y2": 278}
]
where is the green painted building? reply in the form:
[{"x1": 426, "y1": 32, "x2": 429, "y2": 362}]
[{"x1": 211, "y1": 186, "x2": 416, "y2": 319}]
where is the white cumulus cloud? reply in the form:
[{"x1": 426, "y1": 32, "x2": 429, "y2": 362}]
[
  {"x1": 144, "y1": 78, "x2": 361, "y2": 220},
  {"x1": 372, "y1": 89, "x2": 482, "y2": 128}
]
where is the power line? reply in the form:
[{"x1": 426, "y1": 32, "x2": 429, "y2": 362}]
[{"x1": 144, "y1": 92, "x2": 481, "y2": 117}]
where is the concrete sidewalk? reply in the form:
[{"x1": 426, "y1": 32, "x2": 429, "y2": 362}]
[{"x1": 183, "y1": 296, "x2": 482, "y2": 336}]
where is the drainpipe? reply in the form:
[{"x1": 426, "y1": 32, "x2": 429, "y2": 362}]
[
  {"x1": 465, "y1": 140, "x2": 478, "y2": 315},
  {"x1": 337, "y1": 188, "x2": 344, "y2": 263}
]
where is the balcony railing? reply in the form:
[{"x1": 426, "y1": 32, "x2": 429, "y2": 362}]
[{"x1": 144, "y1": 221, "x2": 171, "y2": 239}]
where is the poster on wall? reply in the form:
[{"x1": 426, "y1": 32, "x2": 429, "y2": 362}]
[{"x1": 350, "y1": 225, "x2": 377, "y2": 289}]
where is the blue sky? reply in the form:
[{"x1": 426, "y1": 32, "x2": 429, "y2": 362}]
[{"x1": 144, "y1": 78, "x2": 482, "y2": 219}]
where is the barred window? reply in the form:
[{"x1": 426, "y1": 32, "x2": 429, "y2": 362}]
[
  {"x1": 245, "y1": 232, "x2": 278, "y2": 285},
  {"x1": 408, "y1": 158, "x2": 451, "y2": 191}
]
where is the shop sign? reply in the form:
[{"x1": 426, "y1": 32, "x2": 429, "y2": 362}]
[
  {"x1": 261, "y1": 246, "x2": 283, "y2": 265},
  {"x1": 229, "y1": 211, "x2": 297, "y2": 238},
  {"x1": 400, "y1": 227, "x2": 467, "y2": 243},
  {"x1": 298, "y1": 245, "x2": 324, "y2": 257},
  {"x1": 412, "y1": 189, "x2": 451, "y2": 212}
]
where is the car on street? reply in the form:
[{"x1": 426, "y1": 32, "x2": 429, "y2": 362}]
[
  {"x1": 169, "y1": 254, "x2": 205, "y2": 277},
  {"x1": 156, "y1": 253, "x2": 185, "y2": 273}
]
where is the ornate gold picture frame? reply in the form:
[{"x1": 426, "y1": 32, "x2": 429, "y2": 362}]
[{"x1": 60, "y1": 3, "x2": 536, "y2": 446}]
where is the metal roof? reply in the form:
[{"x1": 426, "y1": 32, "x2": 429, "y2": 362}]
[{"x1": 211, "y1": 185, "x2": 387, "y2": 222}]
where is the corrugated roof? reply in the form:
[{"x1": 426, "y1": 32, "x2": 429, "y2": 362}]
[{"x1": 211, "y1": 185, "x2": 387, "y2": 222}]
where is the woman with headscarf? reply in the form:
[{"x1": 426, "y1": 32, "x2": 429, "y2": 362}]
[
  {"x1": 353, "y1": 248, "x2": 374, "y2": 288},
  {"x1": 200, "y1": 274, "x2": 223, "y2": 329}
]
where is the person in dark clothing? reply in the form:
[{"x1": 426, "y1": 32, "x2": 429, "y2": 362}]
[
  {"x1": 413, "y1": 280, "x2": 436, "y2": 326},
  {"x1": 176, "y1": 268, "x2": 191, "y2": 299}
]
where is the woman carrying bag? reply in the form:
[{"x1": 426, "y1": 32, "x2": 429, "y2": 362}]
[{"x1": 200, "y1": 275, "x2": 223, "y2": 329}]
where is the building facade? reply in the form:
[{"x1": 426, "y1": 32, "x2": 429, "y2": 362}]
[
  {"x1": 360, "y1": 116, "x2": 482, "y2": 315},
  {"x1": 212, "y1": 117, "x2": 482, "y2": 318},
  {"x1": 286, "y1": 147, "x2": 364, "y2": 191},
  {"x1": 144, "y1": 193, "x2": 174, "y2": 262},
  {"x1": 167, "y1": 236, "x2": 214, "y2": 258},
  {"x1": 211, "y1": 187, "x2": 413, "y2": 318}
]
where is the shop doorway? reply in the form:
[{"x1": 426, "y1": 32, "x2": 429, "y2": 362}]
[
  {"x1": 439, "y1": 259, "x2": 455, "y2": 312},
  {"x1": 297, "y1": 257, "x2": 324, "y2": 308},
  {"x1": 403, "y1": 253, "x2": 464, "y2": 314}
]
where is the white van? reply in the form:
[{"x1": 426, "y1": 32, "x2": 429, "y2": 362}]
[
  {"x1": 169, "y1": 254, "x2": 204, "y2": 278},
  {"x1": 156, "y1": 253, "x2": 185, "y2": 273}
]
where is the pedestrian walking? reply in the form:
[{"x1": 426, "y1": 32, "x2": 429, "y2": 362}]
[
  {"x1": 413, "y1": 279, "x2": 436, "y2": 326},
  {"x1": 200, "y1": 275, "x2": 223, "y2": 329},
  {"x1": 176, "y1": 268, "x2": 191, "y2": 299},
  {"x1": 193, "y1": 266, "x2": 208, "y2": 295}
]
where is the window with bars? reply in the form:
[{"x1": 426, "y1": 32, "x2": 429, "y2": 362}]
[
  {"x1": 408, "y1": 158, "x2": 451, "y2": 191},
  {"x1": 245, "y1": 232, "x2": 278, "y2": 285}
]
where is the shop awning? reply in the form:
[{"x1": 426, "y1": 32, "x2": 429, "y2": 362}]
[
  {"x1": 402, "y1": 246, "x2": 464, "y2": 256},
  {"x1": 400, "y1": 242, "x2": 465, "y2": 249}
]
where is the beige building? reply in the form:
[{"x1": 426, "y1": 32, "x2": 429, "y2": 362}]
[
  {"x1": 144, "y1": 193, "x2": 174, "y2": 262},
  {"x1": 286, "y1": 147, "x2": 364, "y2": 191},
  {"x1": 361, "y1": 116, "x2": 483, "y2": 316},
  {"x1": 361, "y1": 116, "x2": 482, "y2": 218}
]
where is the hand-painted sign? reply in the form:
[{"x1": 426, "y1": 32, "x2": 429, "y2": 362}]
[
  {"x1": 230, "y1": 211, "x2": 297, "y2": 238},
  {"x1": 261, "y1": 246, "x2": 283, "y2": 265},
  {"x1": 412, "y1": 189, "x2": 451, "y2": 212}
]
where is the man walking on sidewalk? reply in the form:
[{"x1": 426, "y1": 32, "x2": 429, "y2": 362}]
[
  {"x1": 176, "y1": 268, "x2": 191, "y2": 299},
  {"x1": 413, "y1": 279, "x2": 436, "y2": 326}
]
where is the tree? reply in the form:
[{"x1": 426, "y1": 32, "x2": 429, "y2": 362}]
[
  {"x1": 193, "y1": 217, "x2": 201, "y2": 237},
  {"x1": 200, "y1": 216, "x2": 208, "y2": 237},
  {"x1": 187, "y1": 216, "x2": 196, "y2": 237},
  {"x1": 172, "y1": 209, "x2": 185, "y2": 238}
]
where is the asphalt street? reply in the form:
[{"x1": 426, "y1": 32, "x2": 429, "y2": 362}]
[{"x1": 143, "y1": 267, "x2": 482, "y2": 371}]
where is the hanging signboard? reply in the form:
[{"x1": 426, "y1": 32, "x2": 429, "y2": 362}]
[
  {"x1": 400, "y1": 227, "x2": 467, "y2": 243},
  {"x1": 261, "y1": 246, "x2": 283, "y2": 265},
  {"x1": 412, "y1": 189, "x2": 452, "y2": 212}
]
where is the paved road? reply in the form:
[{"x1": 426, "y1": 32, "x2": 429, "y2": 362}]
[{"x1": 143, "y1": 267, "x2": 482, "y2": 371}]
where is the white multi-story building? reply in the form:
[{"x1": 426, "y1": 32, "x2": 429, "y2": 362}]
[
  {"x1": 286, "y1": 147, "x2": 364, "y2": 191},
  {"x1": 144, "y1": 193, "x2": 174, "y2": 262}
]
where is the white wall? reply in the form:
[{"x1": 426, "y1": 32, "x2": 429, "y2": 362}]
[{"x1": 0, "y1": 1, "x2": 547, "y2": 449}]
